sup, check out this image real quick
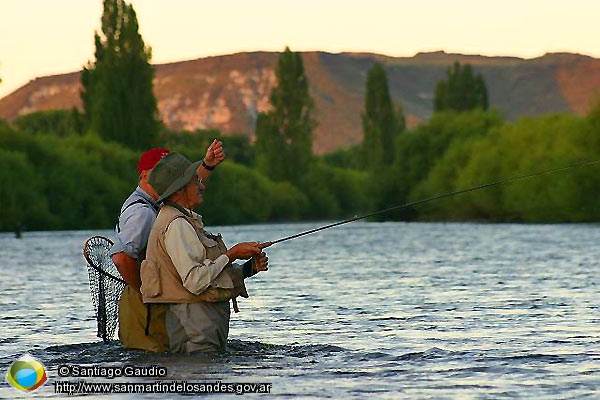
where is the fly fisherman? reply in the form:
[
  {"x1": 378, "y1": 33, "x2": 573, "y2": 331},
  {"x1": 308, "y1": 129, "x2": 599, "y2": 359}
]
[
  {"x1": 140, "y1": 152, "x2": 269, "y2": 353},
  {"x1": 110, "y1": 143, "x2": 225, "y2": 352}
]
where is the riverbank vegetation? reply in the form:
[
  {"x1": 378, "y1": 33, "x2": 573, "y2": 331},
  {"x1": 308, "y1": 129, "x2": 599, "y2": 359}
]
[
  {"x1": 1, "y1": 0, "x2": 599, "y2": 232},
  {"x1": 2, "y1": 100, "x2": 599, "y2": 232}
]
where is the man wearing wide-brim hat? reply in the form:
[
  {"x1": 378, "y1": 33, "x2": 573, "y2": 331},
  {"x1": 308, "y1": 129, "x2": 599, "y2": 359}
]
[
  {"x1": 111, "y1": 141, "x2": 225, "y2": 353},
  {"x1": 140, "y1": 152, "x2": 269, "y2": 353}
]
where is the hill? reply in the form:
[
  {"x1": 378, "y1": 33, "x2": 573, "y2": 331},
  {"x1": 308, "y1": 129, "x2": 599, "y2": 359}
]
[{"x1": 1, "y1": 51, "x2": 600, "y2": 154}]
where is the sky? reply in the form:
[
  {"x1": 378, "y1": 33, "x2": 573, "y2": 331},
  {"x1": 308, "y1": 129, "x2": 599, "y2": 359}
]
[{"x1": 1, "y1": 0, "x2": 599, "y2": 99}]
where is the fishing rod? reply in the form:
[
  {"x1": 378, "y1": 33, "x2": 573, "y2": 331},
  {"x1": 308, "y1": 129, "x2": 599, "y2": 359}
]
[{"x1": 268, "y1": 158, "x2": 600, "y2": 245}]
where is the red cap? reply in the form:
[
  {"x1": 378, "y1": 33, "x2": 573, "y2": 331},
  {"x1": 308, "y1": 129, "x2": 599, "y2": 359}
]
[{"x1": 137, "y1": 148, "x2": 170, "y2": 173}]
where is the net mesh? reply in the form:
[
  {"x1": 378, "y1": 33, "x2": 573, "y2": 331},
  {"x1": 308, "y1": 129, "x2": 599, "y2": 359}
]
[{"x1": 83, "y1": 236, "x2": 125, "y2": 343}]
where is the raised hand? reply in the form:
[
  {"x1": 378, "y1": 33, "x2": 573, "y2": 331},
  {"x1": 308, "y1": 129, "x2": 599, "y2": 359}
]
[{"x1": 204, "y1": 139, "x2": 225, "y2": 168}]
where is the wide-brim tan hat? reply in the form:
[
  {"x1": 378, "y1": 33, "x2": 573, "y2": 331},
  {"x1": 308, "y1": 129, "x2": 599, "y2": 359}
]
[{"x1": 149, "y1": 152, "x2": 201, "y2": 203}]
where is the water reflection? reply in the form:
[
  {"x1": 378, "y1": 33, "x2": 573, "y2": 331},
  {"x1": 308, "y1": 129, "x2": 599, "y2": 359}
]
[{"x1": 0, "y1": 223, "x2": 599, "y2": 397}]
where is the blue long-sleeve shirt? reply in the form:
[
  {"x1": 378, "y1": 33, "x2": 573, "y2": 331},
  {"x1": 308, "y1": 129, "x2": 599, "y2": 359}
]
[{"x1": 109, "y1": 186, "x2": 158, "y2": 260}]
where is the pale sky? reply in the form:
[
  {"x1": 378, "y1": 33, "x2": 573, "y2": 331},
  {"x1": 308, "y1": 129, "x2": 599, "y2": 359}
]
[{"x1": 1, "y1": 0, "x2": 599, "y2": 99}]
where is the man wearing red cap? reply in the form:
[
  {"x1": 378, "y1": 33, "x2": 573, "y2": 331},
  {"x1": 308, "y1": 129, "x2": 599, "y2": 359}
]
[{"x1": 110, "y1": 140, "x2": 225, "y2": 352}]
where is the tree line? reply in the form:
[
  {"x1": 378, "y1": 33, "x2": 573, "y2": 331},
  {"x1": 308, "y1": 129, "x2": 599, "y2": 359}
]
[{"x1": 1, "y1": 0, "x2": 599, "y2": 232}]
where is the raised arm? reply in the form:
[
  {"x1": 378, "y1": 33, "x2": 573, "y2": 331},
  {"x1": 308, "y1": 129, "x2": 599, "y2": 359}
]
[{"x1": 198, "y1": 139, "x2": 225, "y2": 181}]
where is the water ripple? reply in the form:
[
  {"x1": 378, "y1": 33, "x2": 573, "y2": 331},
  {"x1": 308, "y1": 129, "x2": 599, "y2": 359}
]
[{"x1": 1, "y1": 223, "x2": 599, "y2": 398}]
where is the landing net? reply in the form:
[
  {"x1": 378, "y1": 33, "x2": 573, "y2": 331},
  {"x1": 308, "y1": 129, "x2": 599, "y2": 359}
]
[{"x1": 83, "y1": 236, "x2": 125, "y2": 343}]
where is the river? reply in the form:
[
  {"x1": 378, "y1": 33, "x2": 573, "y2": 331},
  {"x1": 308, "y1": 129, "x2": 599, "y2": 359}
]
[{"x1": 1, "y1": 222, "x2": 599, "y2": 398}]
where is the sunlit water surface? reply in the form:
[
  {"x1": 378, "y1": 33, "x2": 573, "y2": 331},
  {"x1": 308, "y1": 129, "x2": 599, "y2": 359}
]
[{"x1": 0, "y1": 222, "x2": 599, "y2": 398}]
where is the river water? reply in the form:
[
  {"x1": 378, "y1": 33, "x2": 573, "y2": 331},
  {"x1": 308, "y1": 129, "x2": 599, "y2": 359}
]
[{"x1": 0, "y1": 222, "x2": 599, "y2": 398}]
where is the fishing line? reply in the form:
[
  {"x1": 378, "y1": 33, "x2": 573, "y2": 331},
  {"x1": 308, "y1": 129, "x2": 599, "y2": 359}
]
[{"x1": 268, "y1": 158, "x2": 600, "y2": 245}]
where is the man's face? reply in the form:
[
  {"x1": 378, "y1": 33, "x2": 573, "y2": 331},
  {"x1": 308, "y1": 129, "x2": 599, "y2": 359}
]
[{"x1": 184, "y1": 175, "x2": 206, "y2": 207}]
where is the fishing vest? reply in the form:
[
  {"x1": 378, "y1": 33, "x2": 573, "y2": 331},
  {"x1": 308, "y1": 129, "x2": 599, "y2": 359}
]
[{"x1": 140, "y1": 205, "x2": 247, "y2": 305}]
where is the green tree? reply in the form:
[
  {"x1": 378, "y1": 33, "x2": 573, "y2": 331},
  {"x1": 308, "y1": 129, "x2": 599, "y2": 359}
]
[
  {"x1": 255, "y1": 47, "x2": 316, "y2": 183},
  {"x1": 362, "y1": 62, "x2": 400, "y2": 169},
  {"x1": 14, "y1": 109, "x2": 84, "y2": 137},
  {"x1": 322, "y1": 145, "x2": 362, "y2": 169},
  {"x1": 200, "y1": 162, "x2": 308, "y2": 224},
  {"x1": 434, "y1": 62, "x2": 489, "y2": 112},
  {"x1": 386, "y1": 109, "x2": 502, "y2": 220},
  {"x1": 0, "y1": 149, "x2": 50, "y2": 231},
  {"x1": 81, "y1": 0, "x2": 159, "y2": 150}
]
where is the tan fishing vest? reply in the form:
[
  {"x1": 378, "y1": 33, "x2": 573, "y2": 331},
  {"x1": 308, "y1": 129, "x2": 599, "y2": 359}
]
[{"x1": 141, "y1": 205, "x2": 247, "y2": 304}]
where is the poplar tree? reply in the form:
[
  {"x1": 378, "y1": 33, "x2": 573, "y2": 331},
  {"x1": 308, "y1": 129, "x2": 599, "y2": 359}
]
[
  {"x1": 434, "y1": 62, "x2": 489, "y2": 112},
  {"x1": 362, "y1": 62, "x2": 399, "y2": 169},
  {"x1": 255, "y1": 47, "x2": 316, "y2": 183},
  {"x1": 81, "y1": 0, "x2": 158, "y2": 150}
]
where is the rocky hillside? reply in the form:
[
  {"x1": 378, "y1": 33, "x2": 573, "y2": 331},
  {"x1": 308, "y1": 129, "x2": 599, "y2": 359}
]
[{"x1": 1, "y1": 51, "x2": 599, "y2": 154}]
